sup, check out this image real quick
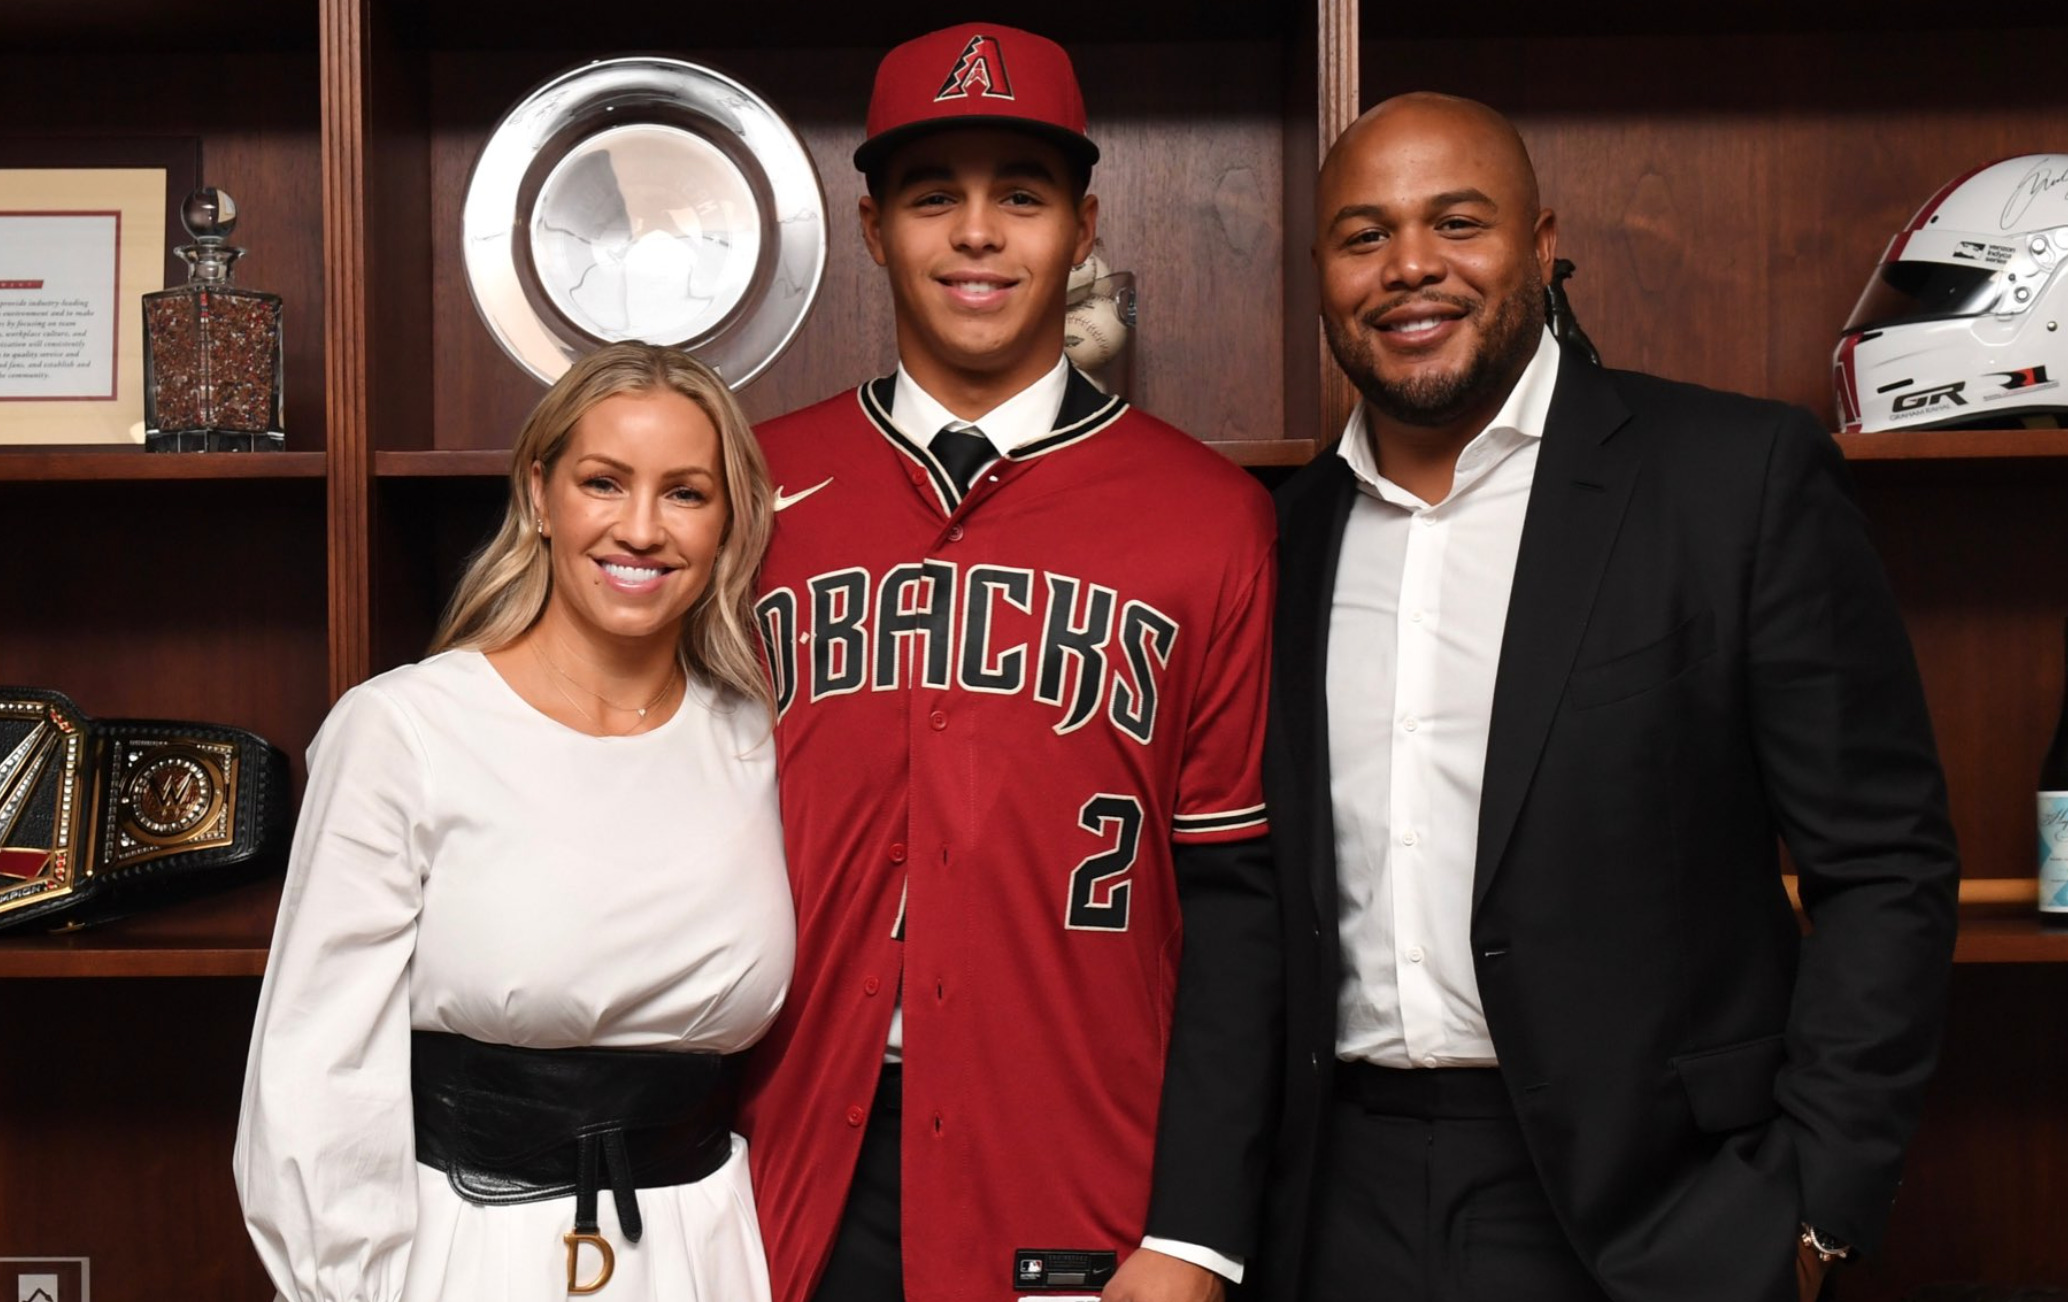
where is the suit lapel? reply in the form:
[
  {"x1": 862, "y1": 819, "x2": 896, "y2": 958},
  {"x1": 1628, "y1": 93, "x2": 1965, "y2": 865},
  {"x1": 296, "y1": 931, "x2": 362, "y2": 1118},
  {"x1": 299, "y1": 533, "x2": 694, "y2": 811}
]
[
  {"x1": 1275, "y1": 455, "x2": 1358, "y2": 927},
  {"x1": 1474, "y1": 354, "x2": 1638, "y2": 909}
]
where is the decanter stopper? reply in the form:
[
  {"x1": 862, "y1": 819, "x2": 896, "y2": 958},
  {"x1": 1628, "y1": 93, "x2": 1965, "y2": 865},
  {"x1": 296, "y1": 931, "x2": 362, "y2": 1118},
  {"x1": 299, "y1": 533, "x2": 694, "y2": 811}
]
[{"x1": 175, "y1": 188, "x2": 246, "y2": 285}]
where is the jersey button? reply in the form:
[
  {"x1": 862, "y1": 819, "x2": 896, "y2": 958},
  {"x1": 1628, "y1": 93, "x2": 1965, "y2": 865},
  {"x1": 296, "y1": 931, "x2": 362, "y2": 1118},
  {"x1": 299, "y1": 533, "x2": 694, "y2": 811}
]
[
  {"x1": 889, "y1": 842, "x2": 907, "y2": 863},
  {"x1": 845, "y1": 1105, "x2": 865, "y2": 1127},
  {"x1": 864, "y1": 975, "x2": 881, "y2": 996},
  {"x1": 946, "y1": 524, "x2": 965, "y2": 542},
  {"x1": 929, "y1": 710, "x2": 947, "y2": 730}
]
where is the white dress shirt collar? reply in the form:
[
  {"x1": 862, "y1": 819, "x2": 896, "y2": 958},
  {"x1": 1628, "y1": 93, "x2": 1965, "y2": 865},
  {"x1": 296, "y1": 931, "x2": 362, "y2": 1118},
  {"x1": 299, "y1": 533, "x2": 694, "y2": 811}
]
[
  {"x1": 1336, "y1": 327, "x2": 1563, "y2": 504},
  {"x1": 891, "y1": 353, "x2": 1072, "y2": 458}
]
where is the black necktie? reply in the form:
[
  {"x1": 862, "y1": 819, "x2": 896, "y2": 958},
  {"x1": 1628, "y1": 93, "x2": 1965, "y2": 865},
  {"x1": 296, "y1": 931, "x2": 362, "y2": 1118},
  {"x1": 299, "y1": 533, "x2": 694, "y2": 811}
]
[{"x1": 929, "y1": 423, "x2": 994, "y2": 495}]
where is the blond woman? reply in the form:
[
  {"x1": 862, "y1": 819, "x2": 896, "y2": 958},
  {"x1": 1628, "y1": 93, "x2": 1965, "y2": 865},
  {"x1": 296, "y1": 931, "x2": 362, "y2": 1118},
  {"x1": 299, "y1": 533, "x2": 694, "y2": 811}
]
[{"x1": 235, "y1": 342, "x2": 792, "y2": 1302}]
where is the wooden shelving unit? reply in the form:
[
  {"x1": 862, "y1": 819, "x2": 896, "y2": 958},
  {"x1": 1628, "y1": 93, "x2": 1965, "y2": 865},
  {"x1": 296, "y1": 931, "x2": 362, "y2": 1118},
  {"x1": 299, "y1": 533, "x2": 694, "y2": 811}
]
[
  {"x1": 5, "y1": 0, "x2": 2067, "y2": 1293},
  {"x1": 1838, "y1": 429, "x2": 2068, "y2": 461},
  {"x1": 0, "y1": 2, "x2": 1349, "y2": 1291}
]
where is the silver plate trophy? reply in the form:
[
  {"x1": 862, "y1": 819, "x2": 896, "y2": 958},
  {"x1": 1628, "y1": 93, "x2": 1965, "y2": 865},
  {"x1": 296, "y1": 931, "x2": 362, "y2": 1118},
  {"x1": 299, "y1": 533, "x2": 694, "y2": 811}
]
[{"x1": 462, "y1": 56, "x2": 827, "y2": 388}]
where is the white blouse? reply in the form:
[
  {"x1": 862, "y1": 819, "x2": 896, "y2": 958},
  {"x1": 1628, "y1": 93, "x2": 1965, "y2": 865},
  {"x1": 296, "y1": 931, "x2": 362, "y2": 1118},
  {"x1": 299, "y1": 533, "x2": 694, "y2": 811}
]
[{"x1": 234, "y1": 650, "x2": 794, "y2": 1302}]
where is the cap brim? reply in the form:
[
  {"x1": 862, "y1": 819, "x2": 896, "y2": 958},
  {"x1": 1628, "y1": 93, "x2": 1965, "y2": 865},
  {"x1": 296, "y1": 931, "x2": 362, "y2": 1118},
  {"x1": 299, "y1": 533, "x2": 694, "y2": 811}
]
[{"x1": 853, "y1": 116, "x2": 1100, "y2": 176}]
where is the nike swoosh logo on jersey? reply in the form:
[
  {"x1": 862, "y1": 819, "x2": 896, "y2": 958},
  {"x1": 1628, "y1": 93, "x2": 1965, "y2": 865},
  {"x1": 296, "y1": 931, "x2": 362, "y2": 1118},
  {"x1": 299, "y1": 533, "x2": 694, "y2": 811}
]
[{"x1": 773, "y1": 478, "x2": 834, "y2": 512}]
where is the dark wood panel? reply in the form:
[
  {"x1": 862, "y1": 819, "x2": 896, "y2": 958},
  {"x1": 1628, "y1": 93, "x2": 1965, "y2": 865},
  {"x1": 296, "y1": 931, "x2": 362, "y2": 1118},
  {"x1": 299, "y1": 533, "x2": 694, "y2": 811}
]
[
  {"x1": 410, "y1": 41, "x2": 1289, "y2": 450},
  {"x1": 1854, "y1": 468, "x2": 2068, "y2": 893},
  {"x1": 1072, "y1": 42, "x2": 1287, "y2": 444},
  {"x1": 370, "y1": 475, "x2": 506, "y2": 675},
  {"x1": 1357, "y1": 26, "x2": 2068, "y2": 421},
  {"x1": 364, "y1": 0, "x2": 436, "y2": 458},
  {"x1": 0, "y1": 0, "x2": 315, "y2": 51},
  {"x1": 0, "y1": 978, "x2": 273, "y2": 1299},
  {"x1": 1848, "y1": 966, "x2": 2068, "y2": 1297},
  {"x1": 0, "y1": 51, "x2": 330, "y2": 452},
  {"x1": 1357, "y1": 1, "x2": 2049, "y2": 40},
  {"x1": 387, "y1": 2, "x2": 1290, "y2": 50},
  {"x1": 0, "y1": 478, "x2": 330, "y2": 787}
]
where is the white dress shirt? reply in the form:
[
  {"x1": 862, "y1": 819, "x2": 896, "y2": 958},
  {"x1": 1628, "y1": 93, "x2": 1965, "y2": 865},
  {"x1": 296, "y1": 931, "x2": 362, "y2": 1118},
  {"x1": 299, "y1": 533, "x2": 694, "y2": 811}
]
[
  {"x1": 888, "y1": 351, "x2": 1240, "y2": 1281},
  {"x1": 1329, "y1": 328, "x2": 1562, "y2": 1069}
]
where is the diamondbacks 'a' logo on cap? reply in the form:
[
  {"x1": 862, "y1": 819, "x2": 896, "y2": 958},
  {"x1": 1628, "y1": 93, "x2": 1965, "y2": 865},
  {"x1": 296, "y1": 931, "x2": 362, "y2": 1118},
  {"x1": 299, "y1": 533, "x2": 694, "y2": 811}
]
[{"x1": 934, "y1": 33, "x2": 1014, "y2": 102}]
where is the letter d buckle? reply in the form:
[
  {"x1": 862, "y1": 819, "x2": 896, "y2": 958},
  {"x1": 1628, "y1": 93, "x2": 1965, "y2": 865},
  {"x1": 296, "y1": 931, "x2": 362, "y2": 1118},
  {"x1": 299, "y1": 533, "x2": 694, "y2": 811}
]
[{"x1": 565, "y1": 1231, "x2": 615, "y2": 1294}]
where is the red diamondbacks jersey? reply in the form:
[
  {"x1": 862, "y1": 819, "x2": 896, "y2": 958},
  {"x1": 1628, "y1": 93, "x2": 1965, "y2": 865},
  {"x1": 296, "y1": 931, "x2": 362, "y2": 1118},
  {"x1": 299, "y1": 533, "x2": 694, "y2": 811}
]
[{"x1": 735, "y1": 370, "x2": 1276, "y2": 1302}]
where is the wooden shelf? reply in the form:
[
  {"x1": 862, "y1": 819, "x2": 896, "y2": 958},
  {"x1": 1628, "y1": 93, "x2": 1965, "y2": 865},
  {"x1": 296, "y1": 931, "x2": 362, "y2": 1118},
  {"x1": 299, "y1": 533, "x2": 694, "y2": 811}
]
[
  {"x1": 1837, "y1": 429, "x2": 2068, "y2": 462},
  {"x1": 0, "y1": 449, "x2": 326, "y2": 481},
  {"x1": 374, "y1": 449, "x2": 510, "y2": 478},
  {"x1": 0, "y1": 936, "x2": 267, "y2": 978},
  {"x1": 1952, "y1": 916, "x2": 2068, "y2": 964},
  {"x1": 0, "y1": 878, "x2": 279, "y2": 978}
]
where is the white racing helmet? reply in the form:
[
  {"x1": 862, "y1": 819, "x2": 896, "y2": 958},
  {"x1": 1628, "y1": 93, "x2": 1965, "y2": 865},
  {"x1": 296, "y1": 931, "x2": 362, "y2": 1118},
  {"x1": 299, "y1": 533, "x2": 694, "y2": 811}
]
[{"x1": 1834, "y1": 154, "x2": 2068, "y2": 432}]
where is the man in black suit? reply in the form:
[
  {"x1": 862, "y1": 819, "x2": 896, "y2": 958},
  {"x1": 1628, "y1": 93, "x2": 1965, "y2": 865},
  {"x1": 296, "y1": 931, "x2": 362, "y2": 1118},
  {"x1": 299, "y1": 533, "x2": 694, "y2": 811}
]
[{"x1": 1259, "y1": 93, "x2": 1959, "y2": 1302}]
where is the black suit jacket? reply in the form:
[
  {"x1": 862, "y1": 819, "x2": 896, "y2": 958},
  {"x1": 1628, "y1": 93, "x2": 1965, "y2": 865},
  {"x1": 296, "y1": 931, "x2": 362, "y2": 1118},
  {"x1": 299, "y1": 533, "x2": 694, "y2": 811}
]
[{"x1": 1257, "y1": 348, "x2": 1960, "y2": 1302}]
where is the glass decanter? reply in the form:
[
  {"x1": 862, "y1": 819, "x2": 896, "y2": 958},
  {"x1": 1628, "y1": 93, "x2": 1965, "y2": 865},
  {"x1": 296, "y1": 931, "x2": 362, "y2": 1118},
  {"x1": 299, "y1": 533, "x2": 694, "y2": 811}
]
[{"x1": 142, "y1": 188, "x2": 284, "y2": 451}]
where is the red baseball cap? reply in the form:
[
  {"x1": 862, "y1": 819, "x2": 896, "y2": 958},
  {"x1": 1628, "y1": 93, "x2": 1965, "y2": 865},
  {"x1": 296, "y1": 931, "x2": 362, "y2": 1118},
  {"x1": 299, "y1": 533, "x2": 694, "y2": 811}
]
[{"x1": 854, "y1": 22, "x2": 1100, "y2": 176}]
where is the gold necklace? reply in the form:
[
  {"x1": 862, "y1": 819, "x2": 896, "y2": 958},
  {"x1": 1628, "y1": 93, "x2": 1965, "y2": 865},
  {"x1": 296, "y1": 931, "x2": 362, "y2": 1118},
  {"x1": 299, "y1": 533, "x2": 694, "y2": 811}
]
[{"x1": 531, "y1": 641, "x2": 679, "y2": 734}]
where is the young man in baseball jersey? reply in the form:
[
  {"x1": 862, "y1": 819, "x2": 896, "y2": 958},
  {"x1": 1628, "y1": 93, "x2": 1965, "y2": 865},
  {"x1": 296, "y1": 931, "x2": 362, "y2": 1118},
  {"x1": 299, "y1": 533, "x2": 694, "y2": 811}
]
[{"x1": 736, "y1": 22, "x2": 1280, "y2": 1302}]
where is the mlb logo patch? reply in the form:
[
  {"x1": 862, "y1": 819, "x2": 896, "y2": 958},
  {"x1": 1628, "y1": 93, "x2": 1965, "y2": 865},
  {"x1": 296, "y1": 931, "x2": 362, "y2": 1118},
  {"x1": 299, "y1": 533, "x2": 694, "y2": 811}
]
[{"x1": 1011, "y1": 1248, "x2": 1117, "y2": 1289}]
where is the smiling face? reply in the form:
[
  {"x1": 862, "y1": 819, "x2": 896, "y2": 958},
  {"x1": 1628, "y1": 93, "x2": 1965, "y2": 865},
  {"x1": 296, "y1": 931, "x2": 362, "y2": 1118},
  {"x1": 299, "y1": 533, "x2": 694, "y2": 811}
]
[
  {"x1": 528, "y1": 387, "x2": 728, "y2": 653},
  {"x1": 860, "y1": 127, "x2": 1097, "y2": 412},
  {"x1": 1315, "y1": 96, "x2": 1556, "y2": 439}
]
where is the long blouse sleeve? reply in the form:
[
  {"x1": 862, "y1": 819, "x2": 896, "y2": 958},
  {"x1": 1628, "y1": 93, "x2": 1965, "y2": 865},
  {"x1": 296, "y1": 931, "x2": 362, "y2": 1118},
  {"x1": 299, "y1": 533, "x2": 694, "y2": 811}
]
[{"x1": 234, "y1": 683, "x2": 430, "y2": 1302}]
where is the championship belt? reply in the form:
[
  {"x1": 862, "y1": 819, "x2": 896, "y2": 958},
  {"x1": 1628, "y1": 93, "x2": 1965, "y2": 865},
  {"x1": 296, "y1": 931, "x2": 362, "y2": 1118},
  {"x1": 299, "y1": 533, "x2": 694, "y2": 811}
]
[{"x1": 0, "y1": 687, "x2": 291, "y2": 935}]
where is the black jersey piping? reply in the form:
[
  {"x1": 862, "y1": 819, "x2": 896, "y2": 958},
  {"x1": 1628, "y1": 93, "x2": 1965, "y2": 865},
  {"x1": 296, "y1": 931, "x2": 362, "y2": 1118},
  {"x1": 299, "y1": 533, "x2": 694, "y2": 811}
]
[
  {"x1": 1172, "y1": 805, "x2": 1269, "y2": 834},
  {"x1": 853, "y1": 366, "x2": 1130, "y2": 512}
]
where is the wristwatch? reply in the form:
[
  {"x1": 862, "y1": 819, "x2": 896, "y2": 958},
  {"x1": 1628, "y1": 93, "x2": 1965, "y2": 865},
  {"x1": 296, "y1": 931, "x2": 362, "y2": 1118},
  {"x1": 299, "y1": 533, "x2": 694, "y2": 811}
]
[{"x1": 1799, "y1": 1224, "x2": 1854, "y2": 1264}]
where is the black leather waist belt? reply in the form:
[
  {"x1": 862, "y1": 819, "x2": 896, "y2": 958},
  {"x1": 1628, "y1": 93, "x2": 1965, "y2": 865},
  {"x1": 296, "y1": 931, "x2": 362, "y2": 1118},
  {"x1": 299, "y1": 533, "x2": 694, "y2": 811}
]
[
  {"x1": 1335, "y1": 1061, "x2": 1513, "y2": 1120},
  {"x1": 412, "y1": 1030, "x2": 735, "y2": 1263},
  {"x1": 0, "y1": 687, "x2": 290, "y2": 935}
]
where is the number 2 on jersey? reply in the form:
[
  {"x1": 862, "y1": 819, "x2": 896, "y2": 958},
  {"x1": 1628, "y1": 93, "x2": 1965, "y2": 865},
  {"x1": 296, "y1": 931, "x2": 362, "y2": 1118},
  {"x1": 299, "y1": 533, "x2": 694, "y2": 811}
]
[{"x1": 1066, "y1": 794, "x2": 1143, "y2": 931}]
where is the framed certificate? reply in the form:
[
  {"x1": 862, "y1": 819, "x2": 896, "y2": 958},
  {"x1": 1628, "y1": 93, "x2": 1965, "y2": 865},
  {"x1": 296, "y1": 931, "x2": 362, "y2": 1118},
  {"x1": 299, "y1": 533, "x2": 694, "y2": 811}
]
[{"x1": 0, "y1": 137, "x2": 199, "y2": 445}]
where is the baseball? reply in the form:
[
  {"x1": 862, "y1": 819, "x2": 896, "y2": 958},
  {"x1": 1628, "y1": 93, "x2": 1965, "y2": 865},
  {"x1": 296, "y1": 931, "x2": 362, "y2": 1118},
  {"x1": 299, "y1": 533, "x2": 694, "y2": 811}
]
[
  {"x1": 1067, "y1": 250, "x2": 1111, "y2": 297},
  {"x1": 1064, "y1": 293, "x2": 1129, "y2": 370}
]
